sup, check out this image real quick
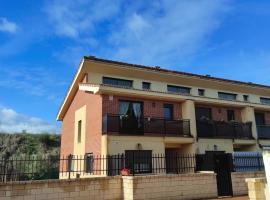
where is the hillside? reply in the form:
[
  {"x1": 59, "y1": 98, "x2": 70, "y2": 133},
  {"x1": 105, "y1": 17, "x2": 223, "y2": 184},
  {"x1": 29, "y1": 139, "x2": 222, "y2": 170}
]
[{"x1": 0, "y1": 133, "x2": 60, "y2": 159}]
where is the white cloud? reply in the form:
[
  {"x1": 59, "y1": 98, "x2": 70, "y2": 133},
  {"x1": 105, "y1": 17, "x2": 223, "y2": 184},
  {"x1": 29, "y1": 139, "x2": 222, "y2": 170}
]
[
  {"x1": 0, "y1": 107, "x2": 59, "y2": 134},
  {"x1": 44, "y1": 0, "x2": 231, "y2": 67},
  {"x1": 108, "y1": 0, "x2": 231, "y2": 66},
  {"x1": 44, "y1": 0, "x2": 121, "y2": 38},
  {"x1": 0, "y1": 17, "x2": 18, "y2": 33},
  {"x1": 0, "y1": 64, "x2": 67, "y2": 103}
]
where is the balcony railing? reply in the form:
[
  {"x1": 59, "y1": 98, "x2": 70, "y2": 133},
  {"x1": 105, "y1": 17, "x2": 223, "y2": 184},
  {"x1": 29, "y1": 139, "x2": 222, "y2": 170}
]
[
  {"x1": 102, "y1": 114, "x2": 191, "y2": 137},
  {"x1": 196, "y1": 120, "x2": 253, "y2": 139},
  {"x1": 257, "y1": 125, "x2": 270, "y2": 139}
]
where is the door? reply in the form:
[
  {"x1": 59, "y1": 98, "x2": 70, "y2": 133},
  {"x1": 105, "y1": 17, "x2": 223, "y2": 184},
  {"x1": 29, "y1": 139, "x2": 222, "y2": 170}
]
[
  {"x1": 165, "y1": 149, "x2": 178, "y2": 174},
  {"x1": 255, "y1": 113, "x2": 265, "y2": 125},
  {"x1": 119, "y1": 101, "x2": 143, "y2": 134},
  {"x1": 214, "y1": 153, "x2": 233, "y2": 196}
]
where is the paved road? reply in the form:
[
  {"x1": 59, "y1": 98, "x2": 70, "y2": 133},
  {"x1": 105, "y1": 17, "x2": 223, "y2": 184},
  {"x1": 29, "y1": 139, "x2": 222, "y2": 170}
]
[{"x1": 207, "y1": 196, "x2": 248, "y2": 200}]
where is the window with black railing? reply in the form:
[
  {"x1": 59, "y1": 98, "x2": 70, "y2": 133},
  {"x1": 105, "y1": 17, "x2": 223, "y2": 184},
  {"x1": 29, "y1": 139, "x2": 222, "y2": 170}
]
[
  {"x1": 102, "y1": 77, "x2": 133, "y2": 88},
  {"x1": 218, "y1": 92, "x2": 237, "y2": 101},
  {"x1": 102, "y1": 114, "x2": 191, "y2": 137}
]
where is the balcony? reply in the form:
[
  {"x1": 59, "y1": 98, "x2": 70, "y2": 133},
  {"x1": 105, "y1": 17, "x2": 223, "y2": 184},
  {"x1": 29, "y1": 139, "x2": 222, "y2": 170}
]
[
  {"x1": 196, "y1": 120, "x2": 253, "y2": 139},
  {"x1": 257, "y1": 125, "x2": 270, "y2": 139},
  {"x1": 102, "y1": 114, "x2": 191, "y2": 137}
]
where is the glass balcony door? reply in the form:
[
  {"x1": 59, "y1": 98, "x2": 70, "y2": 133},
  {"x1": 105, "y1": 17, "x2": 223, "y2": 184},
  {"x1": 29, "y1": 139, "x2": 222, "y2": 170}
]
[{"x1": 119, "y1": 101, "x2": 143, "y2": 134}]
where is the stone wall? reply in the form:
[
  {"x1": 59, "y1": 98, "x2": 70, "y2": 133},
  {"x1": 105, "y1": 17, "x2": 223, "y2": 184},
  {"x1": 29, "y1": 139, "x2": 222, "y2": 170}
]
[
  {"x1": 123, "y1": 173, "x2": 217, "y2": 200},
  {"x1": 231, "y1": 171, "x2": 265, "y2": 196},
  {"x1": 0, "y1": 173, "x2": 218, "y2": 200},
  {"x1": 0, "y1": 176, "x2": 122, "y2": 200}
]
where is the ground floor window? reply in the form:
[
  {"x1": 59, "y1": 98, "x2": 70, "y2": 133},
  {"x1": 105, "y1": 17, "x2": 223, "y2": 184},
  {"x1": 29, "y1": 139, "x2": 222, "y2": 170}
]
[{"x1": 125, "y1": 150, "x2": 152, "y2": 174}]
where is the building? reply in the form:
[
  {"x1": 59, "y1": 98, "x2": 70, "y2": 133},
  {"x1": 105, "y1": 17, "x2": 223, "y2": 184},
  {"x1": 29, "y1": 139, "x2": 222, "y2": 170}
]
[{"x1": 57, "y1": 56, "x2": 270, "y2": 168}]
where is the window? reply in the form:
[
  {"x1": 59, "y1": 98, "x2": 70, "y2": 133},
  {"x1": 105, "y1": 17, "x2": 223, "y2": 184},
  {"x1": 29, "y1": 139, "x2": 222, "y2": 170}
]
[
  {"x1": 255, "y1": 113, "x2": 265, "y2": 125},
  {"x1": 164, "y1": 104, "x2": 173, "y2": 120},
  {"x1": 78, "y1": 120, "x2": 82, "y2": 143},
  {"x1": 227, "y1": 110, "x2": 235, "y2": 121},
  {"x1": 243, "y1": 95, "x2": 249, "y2": 102},
  {"x1": 102, "y1": 77, "x2": 133, "y2": 88},
  {"x1": 84, "y1": 153, "x2": 94, "y2": 173},
  {"x1": 67, "y1": 154, "x2": 74, "y2": 172},
  {"x1": 195, "y1": 107, "x2": 212, "y2": 120},
  {"x1": 167, "y1": 85, "x2": 191, "y2": 94},
  {"x1": 125, "y1": 150, "x2": 152, "y2": 174},
  {"x1": 218, "y1": 92, "x2": 237, "y2": 101},
  {"x1": 142, "y1": 82, "x2": 151, "y2": 90},
  {"x1": 198, "y1": 89, "x2": 205, "y2": 96},
  {"x1": 260, "y1": 97, "x2": 270, "y2": 105}
]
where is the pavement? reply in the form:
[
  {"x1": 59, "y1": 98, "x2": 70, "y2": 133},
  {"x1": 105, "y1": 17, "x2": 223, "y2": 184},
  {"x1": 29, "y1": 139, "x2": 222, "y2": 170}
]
[{"x1": 206, "y1": 196, "x2": 248, "y2": 200}]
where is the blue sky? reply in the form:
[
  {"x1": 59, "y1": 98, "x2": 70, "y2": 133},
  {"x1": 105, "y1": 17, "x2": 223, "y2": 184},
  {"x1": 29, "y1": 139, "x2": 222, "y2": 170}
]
[{"x1": 0, "y1": 0, "x2": 270, "y2": 133}]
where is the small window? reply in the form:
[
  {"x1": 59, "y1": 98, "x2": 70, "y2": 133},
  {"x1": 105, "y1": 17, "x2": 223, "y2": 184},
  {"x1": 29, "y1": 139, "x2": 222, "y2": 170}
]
[
  {"x1": 164, "y1": 104, "x2": 173, "y2": 120},
  {"x1": 243, "y1": 95, "x2": 249, "y2": 102},
  {"x1": 85, "y1": 153, "x2": 94, "y2": 173},
  {"x1": 142, "y1": 82, "x2": 151, "y2": 90},
  {"x1": 198, "y1": 89, "x2": 205, "y2": 96},
  {"x1": 78, "y1": 120, "x2": 82, "y2": 143},
  {"x1": 227, "y1": 110, "x2": 235, "y2": 121},
  {"x1": 102, "y1": 77, "x2": 133, "y2": 88},
  {"x1": 260, "y1": 97, "x2": 270, "y2": 105},
  {"x1": 218, "y1": 92, "x2": 237, "y2": 101},
  {"x1": 167, "y1": 85, "x2": 191, "y2": 94},
  {"x1": 67, "y1": 154, "x2": 74, "y2": 172}
]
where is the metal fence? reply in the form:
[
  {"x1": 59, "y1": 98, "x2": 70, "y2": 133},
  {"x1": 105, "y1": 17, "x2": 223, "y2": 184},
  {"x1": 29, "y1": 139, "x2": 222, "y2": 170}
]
[
  {"x1": 0, "y1": 152, "x2": 264, "y2": 182},
  {"x1": 0, "y1": 153, "x2": 196, "y2": 182},
  {"x1": 233, "y1": 152, "x2": 264, "y2": 172}
]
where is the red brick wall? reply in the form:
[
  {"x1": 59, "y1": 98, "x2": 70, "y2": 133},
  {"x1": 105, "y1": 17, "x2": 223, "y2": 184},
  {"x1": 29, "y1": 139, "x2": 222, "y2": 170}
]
[
  {"x1": 264, "y1": 112, "x2": 270, "y2": 124},
  {"x1": 60, "y1": 90, "x2": 102, "y2": 158},
  {"x1": 102, "y1": 94, "x2": 182, "y2": 119},
  {"x1": 197, "y1": 105, "x2": 242, "y2": 122}
]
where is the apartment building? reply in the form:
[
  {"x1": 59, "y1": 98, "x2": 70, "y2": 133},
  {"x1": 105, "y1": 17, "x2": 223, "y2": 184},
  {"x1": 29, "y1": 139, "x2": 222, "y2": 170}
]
[{"x1": 57, "y1": 56, "x2": 270, "y2": 161}]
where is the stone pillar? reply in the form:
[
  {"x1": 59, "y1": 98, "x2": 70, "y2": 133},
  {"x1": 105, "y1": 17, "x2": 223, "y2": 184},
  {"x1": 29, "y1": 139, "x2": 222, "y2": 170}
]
[
  {"x1": 263, "y1": 149, "x2": 270, "y2": 198},
  {"x1": 241, "y1": 106, "x2": 258, "y2": 140},
  {"x1": 246, "y1": 178, "x2": 267, "y2": 200},
  {"x1": 182, "y1": 99, "x2": 197, "y2": 138}
]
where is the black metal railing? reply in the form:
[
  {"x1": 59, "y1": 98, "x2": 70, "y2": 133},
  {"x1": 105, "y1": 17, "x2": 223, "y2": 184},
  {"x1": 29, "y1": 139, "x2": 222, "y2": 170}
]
[
  {"x1": 0, "y1": 154, "x2": 196, "y2": 182},
  {"x1": 0, "y1": 152, "x2": 265, "y2": 182},
  {"x1": 257, "y1": 125, "x2": 270, "y2": 139},
  {"x1": 103, "y1": 114, "x2": 191, "y2": 137},
  {"x1": 233, "y1": 152, "x2": 264, "y2": 172},
  {"x1": 196, "y1": 120, "x2": 253, "y2": 139}
]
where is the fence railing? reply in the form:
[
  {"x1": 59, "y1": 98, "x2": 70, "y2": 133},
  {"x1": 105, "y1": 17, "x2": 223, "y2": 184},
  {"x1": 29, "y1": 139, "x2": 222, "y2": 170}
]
[
  {"x1": 233, "y1": 152, "x2": 264, "y2": 172},
  {"x1": 0, "y1": 152, "x2": 264, "y2": 182},
  {"x1": 0, "y1": 153, "x2": 196, "y2": 182},
  {"x1": 257, "y1": 125, "x2": 270, "y2": 139},
  {"x1": 102, "y1": 114, "x2": 191, "y2": 137},
  {"x1": 196, "y1": 120, "x2": 253, "y2": 139}
]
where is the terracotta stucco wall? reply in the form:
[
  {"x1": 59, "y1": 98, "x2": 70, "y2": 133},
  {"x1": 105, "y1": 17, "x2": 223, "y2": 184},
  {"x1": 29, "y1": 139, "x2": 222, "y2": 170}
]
[
  {"x1": 102, "y1": 94, "x2": 182, "y2": 120},
  {"x1": 60, "y1": 90, "x2": 102, "y2": 158}
]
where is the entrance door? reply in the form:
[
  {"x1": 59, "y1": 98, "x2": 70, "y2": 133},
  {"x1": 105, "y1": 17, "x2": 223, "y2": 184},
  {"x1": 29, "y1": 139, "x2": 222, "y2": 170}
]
[
  {"x1": 165, "y1": 149, "x2": 179, "y2": 174},
  {"x1": 214, "y1": 153, "x2": 233, "y2": 196}
]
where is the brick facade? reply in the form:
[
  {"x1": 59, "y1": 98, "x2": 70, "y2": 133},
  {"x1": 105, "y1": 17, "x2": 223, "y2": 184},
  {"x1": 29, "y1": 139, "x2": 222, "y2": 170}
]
[
  {"x1": 60, "y1": 90, "x2": 102, "y2": 158},
  {"x1": 197, "y1": 104, "x2": 242, "y2": 122},
  {"x1": 264, "y1": 112, "x2": 270, "y2": 124},
  {"x1": 102, "y1": 94, "x2": 182, "y2": 120}
]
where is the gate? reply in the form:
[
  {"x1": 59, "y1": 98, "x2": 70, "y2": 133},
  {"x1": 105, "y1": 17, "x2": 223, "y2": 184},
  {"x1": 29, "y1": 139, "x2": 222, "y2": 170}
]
[
  {"x1": 214, "y1": 153, "x2": 233, "y2": 196},
  {"x1": 196, "y1": 152, "x2": 233, "y2": 197}
]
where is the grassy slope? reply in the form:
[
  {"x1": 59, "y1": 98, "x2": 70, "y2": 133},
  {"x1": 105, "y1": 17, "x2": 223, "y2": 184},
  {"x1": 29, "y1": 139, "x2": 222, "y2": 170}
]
[{"x1": 0, "y1": 133, "x2": 60, "y2": 159}]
